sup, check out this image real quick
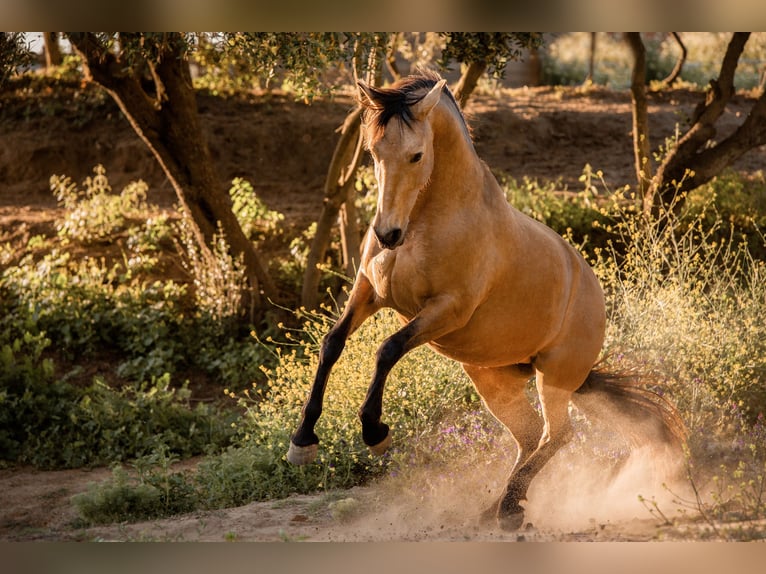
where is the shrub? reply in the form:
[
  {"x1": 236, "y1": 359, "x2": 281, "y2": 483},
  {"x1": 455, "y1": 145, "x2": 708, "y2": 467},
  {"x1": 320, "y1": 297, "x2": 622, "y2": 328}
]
[
  {"x1": 592, "y1": 189, "x2": 766, "y2": 433},
  {"x1": 0, "y1": 363, "x2": 234, "y2": 469},
  {"x1": 51, "y1": 164, "x2": 151, "y2": 244},
  {"x1": 229, "y1": 177, "x2": 284, "y2": 242}
]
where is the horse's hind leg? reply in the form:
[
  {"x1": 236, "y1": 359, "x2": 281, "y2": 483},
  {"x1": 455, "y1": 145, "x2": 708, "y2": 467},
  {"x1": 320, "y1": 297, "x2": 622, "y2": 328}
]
[
  {"x1": 493, "y1": 368, "x2": 578, "y2": 530},
  {"x1": 463, "y1": 364, "x2": 543, "y2": 527}
]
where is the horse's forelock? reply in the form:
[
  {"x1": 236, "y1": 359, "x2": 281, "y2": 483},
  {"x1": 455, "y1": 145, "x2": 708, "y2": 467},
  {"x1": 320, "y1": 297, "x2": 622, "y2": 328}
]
[{"x1": 360, "y1": 74, "x2": 441, "y2": 138}]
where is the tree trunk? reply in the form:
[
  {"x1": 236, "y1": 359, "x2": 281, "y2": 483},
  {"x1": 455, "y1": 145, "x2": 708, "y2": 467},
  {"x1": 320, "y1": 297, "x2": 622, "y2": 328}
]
[
  {"x1": 385, "y1": 33, "x2": 402, "y2": 82},
  {"x1": 339, "y1": 182, "x2": 361, "y2": 278},
  {"x1": 67, "y1": 32, "x2": 276, "y2": 318},
  {"x1": 301, "y1": 106, "x2": 364, "y2": 310},
  {"x1": 586, "y1": 32, "x2": 597, "y2": 84},
  {"x1": 625, "y1": 33, "x2": 654, "y2": 210},
  {"x1": 43, "y1": 33, "x2": 62, "y2": 69},
  {"x1": 453, "y1": 61, "x2": 488, "y2": 109},
  {"x1": 650, "y1": 33, "x2": 753, "y2": 211}
]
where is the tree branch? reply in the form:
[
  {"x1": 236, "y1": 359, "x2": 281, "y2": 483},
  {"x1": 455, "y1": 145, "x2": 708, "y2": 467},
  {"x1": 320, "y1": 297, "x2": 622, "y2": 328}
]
[{"x1": 651, "y1": 33, "x2": 753, "y2": 209}]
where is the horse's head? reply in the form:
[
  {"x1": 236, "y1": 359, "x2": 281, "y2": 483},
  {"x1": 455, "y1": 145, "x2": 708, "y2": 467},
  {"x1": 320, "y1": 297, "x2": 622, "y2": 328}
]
[{"x1": 358, "y1": 76, "x2": 446, "y2": 250}]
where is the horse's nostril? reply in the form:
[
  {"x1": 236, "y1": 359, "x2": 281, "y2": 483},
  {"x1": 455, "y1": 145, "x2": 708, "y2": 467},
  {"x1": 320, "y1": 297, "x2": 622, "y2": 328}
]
[{"x1": 374, "y1": 227, "x2": 403, "y2": 249}]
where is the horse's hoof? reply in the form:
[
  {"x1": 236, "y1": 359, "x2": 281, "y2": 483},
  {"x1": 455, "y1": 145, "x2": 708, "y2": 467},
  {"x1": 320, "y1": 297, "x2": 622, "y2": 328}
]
[
  {"x1": 367, "y1": 432, "x2": 392, "y2": 456},
  {"x1": 497, "y1": 511, "x2": 525, "y2": 531},
  {"x1": 286, "y1": 441, "x2": 318, "y2": 465}
]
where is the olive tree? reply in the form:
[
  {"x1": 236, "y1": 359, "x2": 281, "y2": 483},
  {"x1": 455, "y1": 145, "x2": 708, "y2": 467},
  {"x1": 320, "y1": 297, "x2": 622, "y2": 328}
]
[
  {"x1": 440, "y1": 33, "x2": 545, "y2": 108},
  {"x1": 64, "y1": 33, "x2": 380, "y2": 319},
  {"x1": 627, "y1": 32, "x2": 766, "y2": 213}
]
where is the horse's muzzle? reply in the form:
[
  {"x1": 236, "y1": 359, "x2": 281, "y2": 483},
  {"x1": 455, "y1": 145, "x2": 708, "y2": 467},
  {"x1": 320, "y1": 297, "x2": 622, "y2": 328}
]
[{"x1": 374, "y1": 226, "x2": 403, "y2": 250}]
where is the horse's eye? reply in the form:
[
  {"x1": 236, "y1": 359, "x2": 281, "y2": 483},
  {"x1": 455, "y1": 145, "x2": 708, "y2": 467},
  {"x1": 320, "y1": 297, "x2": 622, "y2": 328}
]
[{"x1": 410, "y1": 152, "x2": 423, "y2": 164}]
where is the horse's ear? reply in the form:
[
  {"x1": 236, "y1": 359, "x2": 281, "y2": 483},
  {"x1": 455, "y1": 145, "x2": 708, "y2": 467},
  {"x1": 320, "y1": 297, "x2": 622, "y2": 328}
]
[
  {"x1": 412, "y1": 79, "x2": 446, "y2": 120},
  {"x1": 357, "y1": 81, "x2": 376, "y2": 106}
]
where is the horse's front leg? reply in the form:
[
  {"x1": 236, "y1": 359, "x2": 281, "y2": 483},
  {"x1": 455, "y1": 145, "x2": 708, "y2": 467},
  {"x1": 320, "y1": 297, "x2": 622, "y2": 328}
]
[
  {"x1": 287, "y1": 275, "x2": 379, "y2": 465},
  {"x1": 358, "y1": 294, "x2": 472, "y2": 456}
]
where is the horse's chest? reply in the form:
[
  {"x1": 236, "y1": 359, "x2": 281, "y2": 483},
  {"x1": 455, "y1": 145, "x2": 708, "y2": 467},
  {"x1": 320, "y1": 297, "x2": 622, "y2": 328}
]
[{"x1": 368, "y1": 249, "x2": 428, "y2": 315}]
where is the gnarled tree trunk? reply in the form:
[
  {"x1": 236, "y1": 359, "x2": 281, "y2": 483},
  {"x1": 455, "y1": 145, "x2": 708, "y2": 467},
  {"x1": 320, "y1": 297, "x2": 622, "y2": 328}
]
[
  {"x1": 649, "y1": 33, "x2": 765, "y2": 212},
  {"x1": 453, "y1": 61, "x2": 488, "y2": 109},
  {"x1": 301, "y1": 106, "x2": 364, "y2": 310},
  {"x1": 67, "y1": 32, "x2": 276, "y2": 319}
]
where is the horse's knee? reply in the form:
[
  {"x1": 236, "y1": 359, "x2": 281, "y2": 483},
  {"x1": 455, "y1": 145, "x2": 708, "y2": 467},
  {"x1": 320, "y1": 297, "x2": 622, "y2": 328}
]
[{"x1": 320, "y1": 328, "x2": 347, "y2": 365}]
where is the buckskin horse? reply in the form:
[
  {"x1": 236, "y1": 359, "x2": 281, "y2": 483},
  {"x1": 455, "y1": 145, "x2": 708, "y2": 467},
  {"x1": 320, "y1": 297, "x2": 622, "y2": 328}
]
[{"x1": 287, "y1": 71, "x2": 682, "y2": 530}]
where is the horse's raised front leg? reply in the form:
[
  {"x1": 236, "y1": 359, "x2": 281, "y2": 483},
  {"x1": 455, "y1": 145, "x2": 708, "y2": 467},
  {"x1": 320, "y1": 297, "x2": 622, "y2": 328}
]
[
  {"x1": 358, "y1": 294, "x2": 472, "y2": 456},
  {"x1": 287, "y1": 274, "x2": 379, "y2": 465}
]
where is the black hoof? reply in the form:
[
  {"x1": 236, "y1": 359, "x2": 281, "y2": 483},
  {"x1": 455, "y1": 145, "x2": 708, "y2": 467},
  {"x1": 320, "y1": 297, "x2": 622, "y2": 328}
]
[
  {"x1": 497, "y1": 510, "x2": 525, "y2": 531},
  {"x1": 362, "y1": 421, "x2": 390, "y2": 451},
  {"x1": 482, "y1": 496, "x2": 526, "y2": 531}
]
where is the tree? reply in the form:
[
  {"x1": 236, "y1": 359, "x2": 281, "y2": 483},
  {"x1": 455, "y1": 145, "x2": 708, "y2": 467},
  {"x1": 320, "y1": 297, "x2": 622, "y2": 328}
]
[
  {"x1": 627, "y1": 32, "x2": 766, "y2": 213},
  {"x1": 43, "y1": 33, "x2": 62, "y2": 69},
  {"x1": 0, "y1": 33, "x2": 33, "y2": 86},
  {"x1": 626, "y1": 33, "x2": 653, "y2": 200},
  {"x1": 440, "y1": 33, "x2": 545, "y2": 108},
  {"x1": 657, "y1": 33, "x2": 687, "y2": 89},
  {"x1": 64, "y1": 32, "x2": 380, "y2": 319},
  {"x1": 66, "y1": 33, "x2": 276, "y2": 319}
]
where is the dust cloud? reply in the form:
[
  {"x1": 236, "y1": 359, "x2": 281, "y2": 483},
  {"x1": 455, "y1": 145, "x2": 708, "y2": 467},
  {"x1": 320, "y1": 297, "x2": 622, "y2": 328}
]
[{"x1": 339, "y1": 398, "x2": 690, "y2": 540}]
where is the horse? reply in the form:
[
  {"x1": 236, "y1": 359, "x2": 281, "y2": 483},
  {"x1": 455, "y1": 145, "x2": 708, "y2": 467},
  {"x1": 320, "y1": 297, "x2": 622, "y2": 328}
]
[{"x1": 286, "y1": 71, "x2": 683, "y2": 530}]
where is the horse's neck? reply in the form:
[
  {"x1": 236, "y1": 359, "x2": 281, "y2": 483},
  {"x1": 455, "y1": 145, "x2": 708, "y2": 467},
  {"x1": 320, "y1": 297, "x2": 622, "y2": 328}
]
[{"x1": 426, "y1": 109, "x2": 485, "y2": 205}]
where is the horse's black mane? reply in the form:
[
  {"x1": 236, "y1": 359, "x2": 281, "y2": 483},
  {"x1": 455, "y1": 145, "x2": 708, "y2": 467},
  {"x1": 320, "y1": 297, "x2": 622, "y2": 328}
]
[{"x1": 360, "y1": 70, "x2": 465, "y2": 137}]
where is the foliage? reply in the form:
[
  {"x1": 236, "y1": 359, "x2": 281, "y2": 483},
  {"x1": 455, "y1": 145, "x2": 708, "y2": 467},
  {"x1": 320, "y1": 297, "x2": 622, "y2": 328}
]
[
  {"x1": 229, "y1": 177, "x2": 284, "y2": 242},
  {"x1": 0, "y1": 331, "x2": 233, "y2": 469},
  {"x1": 0, "y1": 32, "x2": 34, "y2": 85},
  {"x1": 591, "y1": 185, "x2": 766, "y2": 433},
  {"x1": 1, "y1": 248, "x2": 189, "y2": 379},
  {"x1": 73, "y1": 306, "x2": 484, "y2": 522},
  {"x1": 440, "y1": 33, "x2": 544, "y2": 77},
  {"x1": 193, "y1": 33, "x2": 388, "y2": 98},
  {"x1": 174, "y1": 216, "x2": 245, "y2": 328},
  {"x1": 51, "y1": 164, "x2": 150, "y2": 244},
  {"x1": 1, "y1": 166, "x2": 274, "y2": 386}
]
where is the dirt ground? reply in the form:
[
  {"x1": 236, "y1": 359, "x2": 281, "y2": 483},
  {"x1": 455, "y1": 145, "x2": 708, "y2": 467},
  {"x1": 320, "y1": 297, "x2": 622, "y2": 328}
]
[{"x1": 2, "y1": 82, "x2": 766, "y2": 542}]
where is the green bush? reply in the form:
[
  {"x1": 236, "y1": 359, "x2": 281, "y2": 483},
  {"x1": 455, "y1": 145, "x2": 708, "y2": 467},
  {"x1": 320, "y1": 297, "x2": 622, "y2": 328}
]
[
  {"x1": 0, "y1": 357, "x2": 234, "y2": 469},
  {"x1": 72, "y1": 466, "x2": 165, "y2": 525},
  {"x1": 51, "y1": 164, "x2": 151, "y2": 244},
  {"x1": 229, "y1": 177, "x2": 284, "y2": 242}
]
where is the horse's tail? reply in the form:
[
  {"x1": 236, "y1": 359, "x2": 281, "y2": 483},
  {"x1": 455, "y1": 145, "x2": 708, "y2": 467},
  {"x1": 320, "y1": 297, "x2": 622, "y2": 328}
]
[{"x1": 573, "y1": 360, "x2": 687, "y2": 448}]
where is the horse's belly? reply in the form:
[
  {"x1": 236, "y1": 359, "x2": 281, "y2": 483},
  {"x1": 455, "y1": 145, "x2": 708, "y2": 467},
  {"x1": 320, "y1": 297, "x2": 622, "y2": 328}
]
[{"x1": 428, "y1": 320, "x2": 542, "y2": 368}]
